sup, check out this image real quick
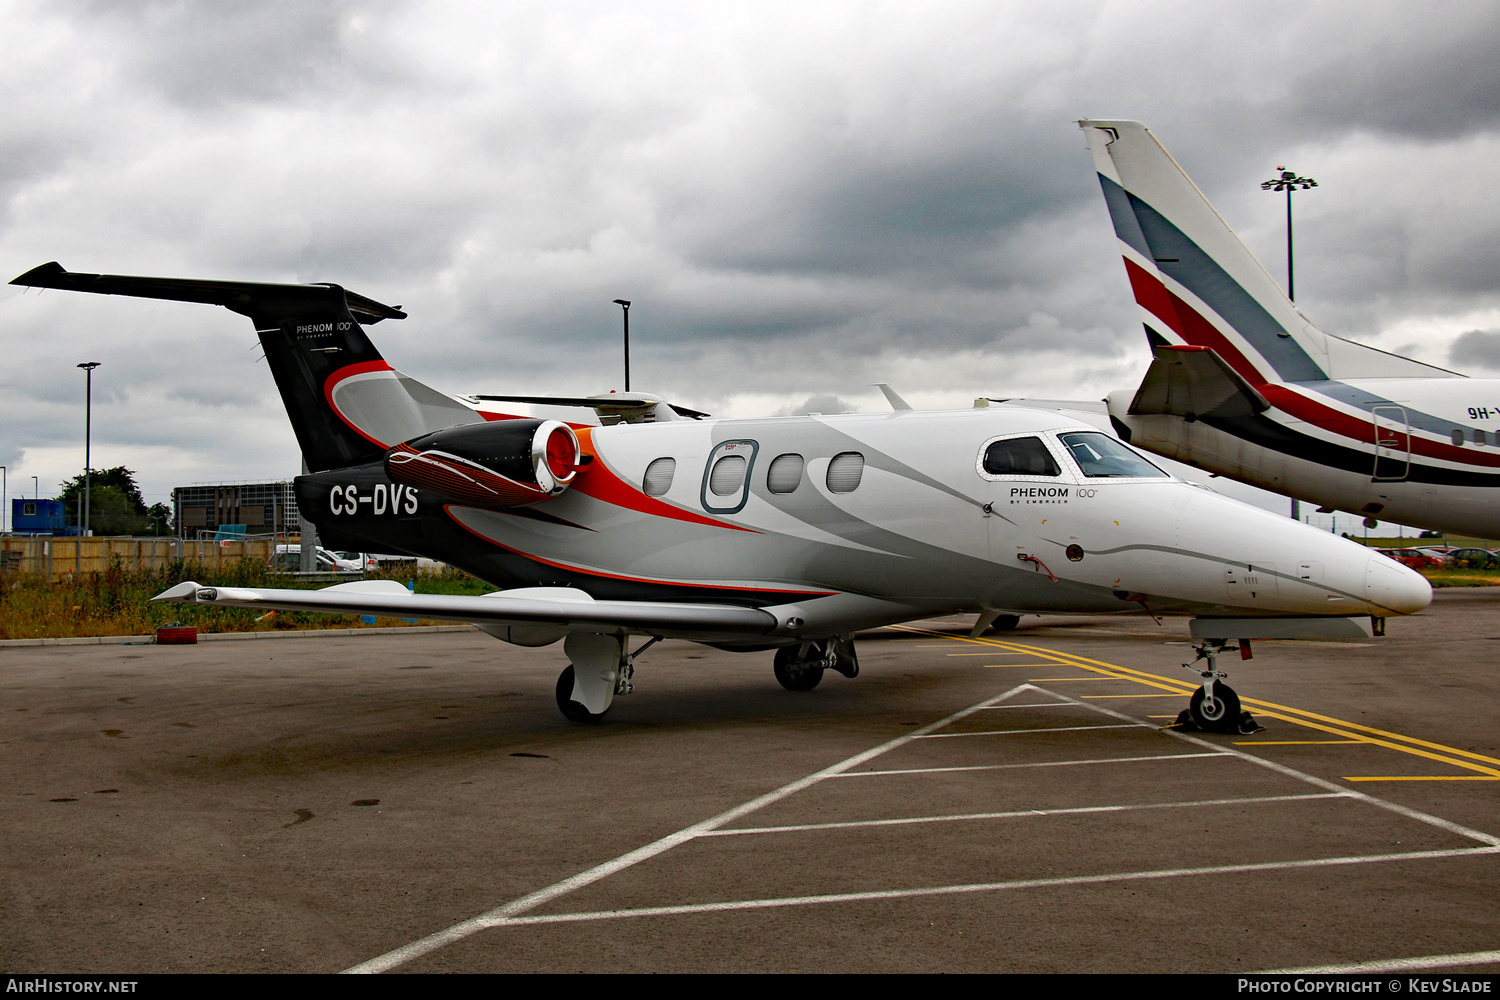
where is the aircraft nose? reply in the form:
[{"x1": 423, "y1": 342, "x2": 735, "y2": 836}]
[{"x1": 1365, "y1": 554, "x2": 1432, "y2": 616}]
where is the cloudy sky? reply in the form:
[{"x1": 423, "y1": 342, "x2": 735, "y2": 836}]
[{"x1": 3, "y1": 0, "x2": 1500, "y2": 529}]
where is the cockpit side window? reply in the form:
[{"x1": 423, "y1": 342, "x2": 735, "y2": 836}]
[
  {"x1": 982, "y1": 436, "x2": 1061, "y2": 477},
  {"x1": 1058, "y1": 431, "x2": 1168, "y2": 478}
]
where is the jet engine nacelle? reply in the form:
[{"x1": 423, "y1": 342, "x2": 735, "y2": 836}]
[{"x1": 385, "y1": 418, "x2": 582, "y2": 508}]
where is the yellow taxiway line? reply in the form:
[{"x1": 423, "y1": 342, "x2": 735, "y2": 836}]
[{"x1": 892, "y1": 625, "x2": 1500, "y2": 781}]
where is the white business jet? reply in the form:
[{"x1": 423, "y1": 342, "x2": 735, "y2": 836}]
[{"x1": 9, "y1": 263, "x2": 1429, "y2": 729}]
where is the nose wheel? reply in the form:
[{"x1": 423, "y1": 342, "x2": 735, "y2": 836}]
[
  {"x1": 1188, "y1": 681, "x2": 1241, "y2": 730},
  {"x1": 1175, "y1": 640, "x2": 1259, "y2": 734}
]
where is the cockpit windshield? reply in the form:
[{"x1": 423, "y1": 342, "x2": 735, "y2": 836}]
[{"x1": 1058, "y1": 431, "x2": 1168, "y2": 478}]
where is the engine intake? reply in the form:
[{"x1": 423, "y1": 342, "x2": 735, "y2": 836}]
[{"x1": 385, "y1": 419, "x2": 581, "y2": 508}]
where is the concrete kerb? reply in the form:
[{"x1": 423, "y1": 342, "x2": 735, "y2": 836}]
[{"x1": 0, "y1": 624, "x2": 478, "y2": 648}]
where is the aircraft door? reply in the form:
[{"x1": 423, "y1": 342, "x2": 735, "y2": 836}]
[
  {"x1": 701, "y1": 440, "x2": 758, "y2": 514},
  {"x1": 1372, "y1": 405, "x2": 1409, "y2": 482}
]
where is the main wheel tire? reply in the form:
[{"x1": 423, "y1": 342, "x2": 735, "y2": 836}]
[
  {"x1": 1189, "y1": 682, "x2": 1241, "y2": 731},
  {"x1": 773, "y1": 646, "x2": 825, "y2": 691},
  {"x1": 555, "y1": 666, "x2": 607, "y2": 722}
]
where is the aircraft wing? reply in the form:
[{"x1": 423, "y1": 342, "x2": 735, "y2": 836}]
[
  {"x1": 1127, "y1": 345, "x2": 1270, "y2": 420},
  {"x1": 984, "y1": 399, "x2": 1115, "y2": 433},
  {"x1": 153, "y1": 579, "x2": 776, "y2": 639}
]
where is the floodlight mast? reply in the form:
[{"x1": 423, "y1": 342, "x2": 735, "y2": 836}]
[
  {"x1": 77, "y1": 361, "x2": 100, "y2": 570},
  {"x1": 1261, "y1": 167, "x2": 1317, "y2": 523},
  {"x1": 1260, "y1": 166, "x2": 1318, "y2": 303}
]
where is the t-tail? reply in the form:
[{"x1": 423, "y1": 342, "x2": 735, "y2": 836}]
[
  {"x1": 9, "y1": 262, "x2": 487, "y2": 472},
  {"x1": 1078, "y1": 120, "x2": 1450, "y2": 384}
]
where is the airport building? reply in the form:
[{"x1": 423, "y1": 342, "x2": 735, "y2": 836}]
[
  {"x1": 172, "y1": 481, "x2": 300, "y2": 539},
  {"x1": 9, "y1": 498, "x2": 71, "y2": 536}
]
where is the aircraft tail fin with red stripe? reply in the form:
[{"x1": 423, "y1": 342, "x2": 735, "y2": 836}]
[{"x1": 1079, "y1": 120, "x2": 1452, "y2": 383}]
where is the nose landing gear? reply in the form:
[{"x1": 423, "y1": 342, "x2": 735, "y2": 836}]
[{"x1": 1175, "y1": 639, "x2": 1260, "y2": 734}]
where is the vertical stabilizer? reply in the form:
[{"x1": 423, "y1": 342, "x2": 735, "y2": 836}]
[
  {"x1": 1079, "y1": 120, "x2": 1451, "y2": 383},
  {"x1": 9, "y1": 263, "x2": 485, "y2": 471}
]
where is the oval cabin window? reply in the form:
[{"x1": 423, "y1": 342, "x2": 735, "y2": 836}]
[
  {"x1": 709, "y1": 454, "x2": 748, "y2": 497},
  {"x1": 767, "y1": 454, "x2": 804, "y2": 494},
  {"x1": 643, "y1": 457, "x2": 676, "y2": 497},
  {"x1": 826, "y1": 452, "x2": 865, "y2": 493}
]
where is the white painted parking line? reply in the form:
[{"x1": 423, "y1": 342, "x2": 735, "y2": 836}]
[
  {"x1": 1262, "y1": 949, "x2": 1500, "y2": 973},
  {"x1": 914, "y1": 723, "x2": 1141, "y2": 738},
  {"x1": 345, "y1": 682, "x2": 1500, "y2": 974},
  {"x1": 703, "y1": 792, "x2": 1350, "y2": 837},
  {"x1": 1044, "y1": 689, "x2": 1500, "y2": 848},
  {"x1": 459, "y1": 846, "x2": 1500, "y2": 931},
  {"x1": 977, "y1": 702, "x2": 1074, "y2": 709},
  {"x1": 344, "y1": 682, "x2": 1039, "y2": 974},
  {"x1": 833, "y1": 751, "x2": 1233, "y2": 778}
]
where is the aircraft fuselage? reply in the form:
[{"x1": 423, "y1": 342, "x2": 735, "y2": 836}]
[{"x1": 299, "y1": 404, "x2": 1430, "y2": 638}]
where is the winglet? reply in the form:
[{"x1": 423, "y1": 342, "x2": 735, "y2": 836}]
[
  {"x1": 152, "y1": 581, "x2": 203, "y2": 603},
  {"x1": 873, "y1": 383, "x2": 913, "y2": 412}
]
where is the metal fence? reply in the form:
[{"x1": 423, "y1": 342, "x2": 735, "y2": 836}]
[{"x1": 0, "y1": 536, "x2": 276, "y2": 578}]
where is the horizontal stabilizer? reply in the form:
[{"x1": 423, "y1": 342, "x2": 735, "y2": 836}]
[
  {"x1": 10, "y1": 262, "x2": 406, "y2": 326},
  {"x1": 9, "y1": 262, "x2": 497, "y2": 473},
  {"x1": 152, "y1": 580, "x2": 775, "y2": 639},
  {"x1": 469, "y1": 391, "x2": 709, "y2": 423},
  {"x1": 1127, "y1": 345, "x2": 1270, "y2": 420}
]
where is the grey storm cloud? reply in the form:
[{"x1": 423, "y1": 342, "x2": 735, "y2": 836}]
[
  {"x1": 5, "y1": 0, "x2": 1500, "y2": 506},
  {"x1": 1450, "y1": 329, "x2": 1500, "y2": 371}
]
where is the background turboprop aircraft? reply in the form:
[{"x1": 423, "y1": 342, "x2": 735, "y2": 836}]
[
  {"x1": 1080, "y1": 119, "x2": 1500, "y2": 540},
  {"x1": 10, "y1": 263, "x2": 1430, "y2": 730}
]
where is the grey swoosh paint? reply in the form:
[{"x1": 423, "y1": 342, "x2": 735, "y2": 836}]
[
  {"x1": 1098, "y1": 174, "x2": 1327, "y2": 383},
  {"x1": 1077, "y1": 539, "x2": 1368, "y2": 606}
]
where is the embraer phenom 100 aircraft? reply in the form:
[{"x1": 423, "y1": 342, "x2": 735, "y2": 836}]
[
  {"x1": 1081, "y1": 119, "x2": 1500, "y2": 539},
  {"x1": 9, "y1": 263, "x2": 1429, "y2": 730}
]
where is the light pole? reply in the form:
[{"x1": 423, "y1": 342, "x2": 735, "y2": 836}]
[
  {"x1": 1261, "y1": 166, "x2": 1317, "y2": 304},
  {"x1": 612, "y1": 299, "x2": 631, "y2": 391},
  {"x1": 77, "y1": 362, "x2": 100, "y2": 570},
  {"x1": 1262, "y1": 166, "x2": 1316, "y2": 520}
]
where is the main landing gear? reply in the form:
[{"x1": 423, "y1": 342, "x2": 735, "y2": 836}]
[
  {"x1": 773, "y1": 636, "x2": 859, "y2": 692},
  {"x1": 554, "y1": 633, "x2": 659, "y2": 722},
  {"x1": 1174, "y1": 639, "x2": 1260, "y2": 734}
]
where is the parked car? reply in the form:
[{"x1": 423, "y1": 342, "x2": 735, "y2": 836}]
[
  {"x1": 272, "y1": 545, "x2": 365, "y2": 572},
  {"x1": 1378, "y1": 548, "x2": 1443, "y2": 569},
  {"x1": 1446, "y1": 548, "x2": 1499, "y2": 569}
]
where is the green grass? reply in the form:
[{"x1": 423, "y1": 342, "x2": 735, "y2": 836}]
[
  {"x1": 1417, "y1": 567, "x2": 1500, "y2": 588},
  {"x1": 0, "y1": 561, "x2": 493, "y2": 640}
]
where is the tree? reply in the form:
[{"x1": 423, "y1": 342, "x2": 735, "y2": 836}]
[
  {"x1": 146, "y1": 503, "x2": 173, "y2": 536},
  {"x1": 57, "y1": 466, "x2": 153, "y2": 535}
]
